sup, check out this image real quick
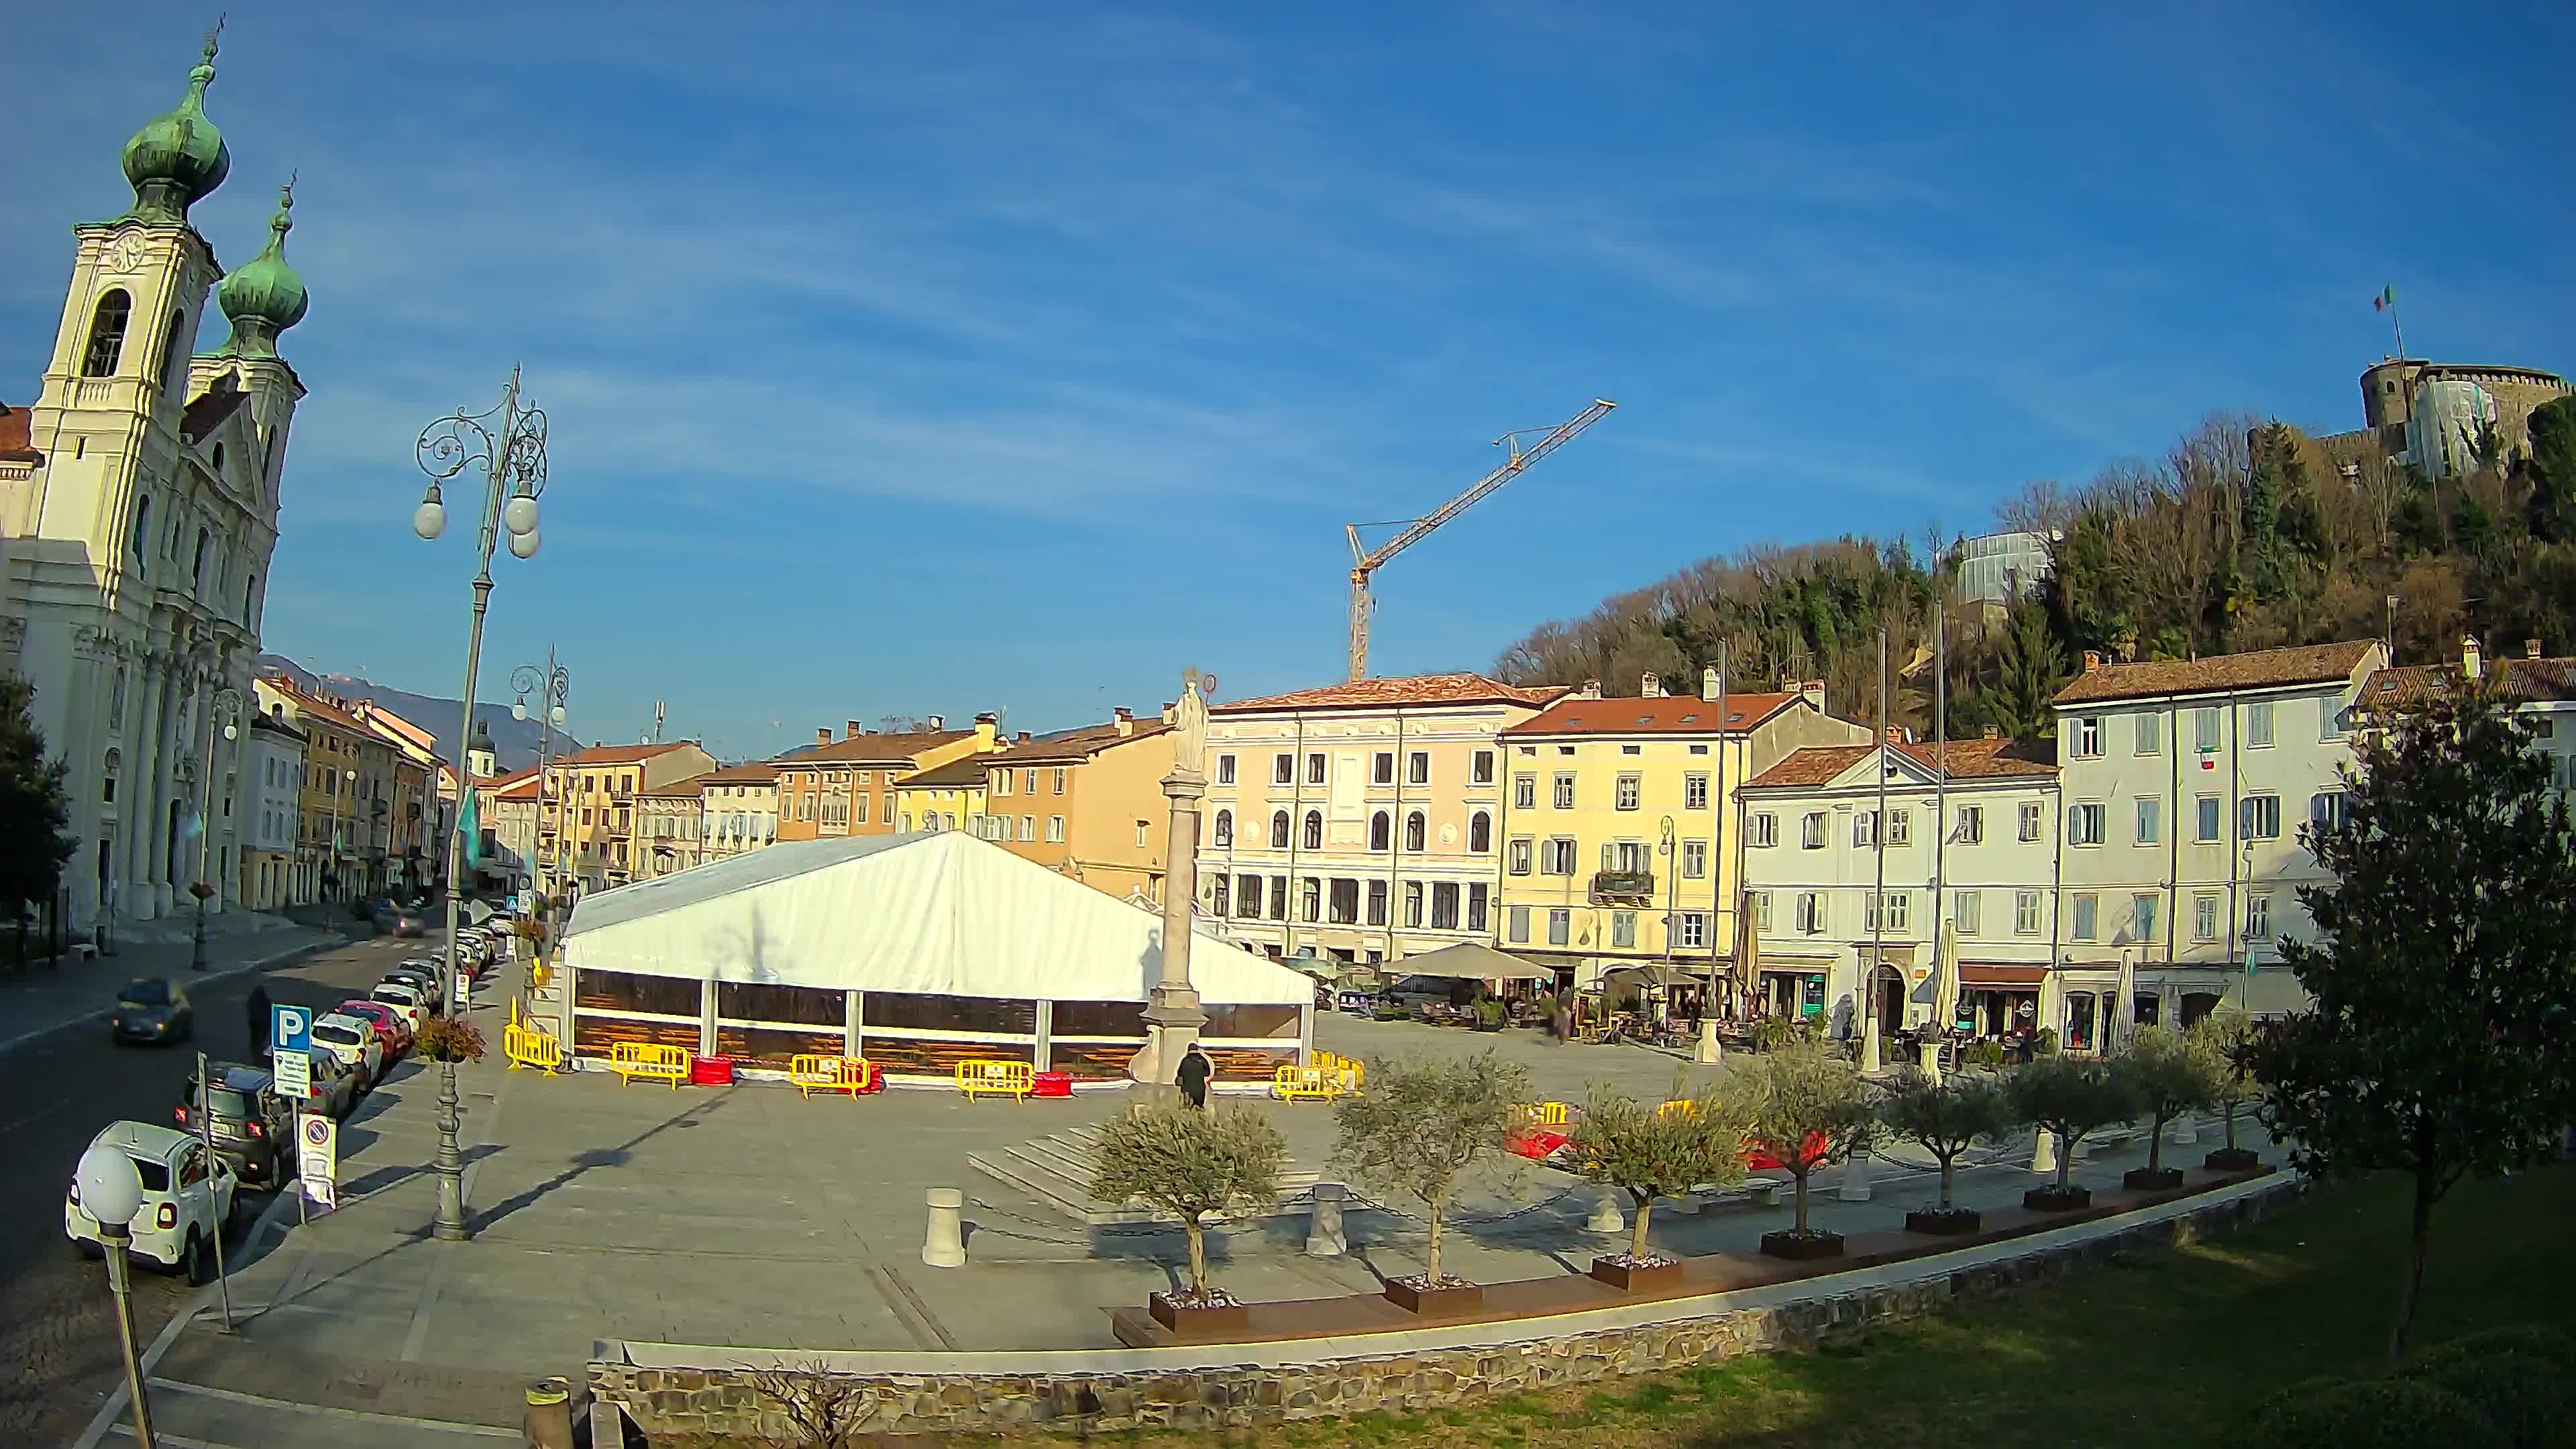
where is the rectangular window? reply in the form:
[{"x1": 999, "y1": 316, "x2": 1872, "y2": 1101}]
[
  {"x1": 1472, "y1": 750, "x2": 1495, "y2": 785},
  {"x1": 1752, "y1": 891, "x2": 1772, "y2": 931},
  {"x1": 1611, "y1": 910, "x2": 1636, "y2": 949},
  {"x1": 2247, "y1": 701, "x2": 2275, "y2": 748},
  {"x1": 1466, "y1": 882, "x2": 1488, "y2": 932},
  {"x1": 2195, "y1": 706, "x2": 2221, "y2": 752},
  {"x1": 2135, "y1": 796, "x2": 2161, "y2": 845},
  {"x1": 1675, "y1": 912, "x2": 1709, "y2": 949},
  {"x1": 994, "y1": 771, "x2": 1012, "y2": 797},
  {"x1": 2308, "y1": 791, "x2": 2348, "y2": 833},
  {"x1": 1373, "y1": 752, "x2": 1394, "y2": 786},
  {"x1": 2135, "y1": 712, "x2": 2161, "y2": 755},
  {"x1": 1053, "y1": 768, "x2": 1067, "y2": 794},
  {"x1": 1681, "y1": 839, "x2": 1707, "y2": 878},
  {"x1": 1271, "y1": 875, "x2": 1288, "y2": 921},
  {"x1": 1306, "y1": 753, "x2": 1325, "y2": 785},
  {"x1": 1408, "y1": 752, "x2": 1430, "y2": 786},
  {"x1": 2321, "y1": 700, "x2": 2351, "y2": 741},
  {"x1": 1853, "y1": 811, "x2": 1876, "y2": 848},
  {"x1": 1951, "y1": 804, "x2": 1984, "y2": 845},
  {"x1": 1398, "y1": 881, "x2": 1421, "y2": 926},
  {"x1": 1552, "y1": 773, "x2": 1576, "y2": 809},
  {"x1": 2196, "y1": 795, "x2": 2222, "y2": 842},
  {"x1": 1801, "y1": 811, "x2": 1827, "y2": 849},
  {"x1": 1431, "y1": 882, "x2": 1458, "y2": 929},
  {"x1": 1215, "y1": 754, "x2": 1235, "y2": 785},
  {"x1": 1273, "y1": 753, "x2": 1293, "y2": 785},
  {"x1": 2015, "y1": 890, "x2": 2043, "y2": 936},
  {"x1": 1300, "y1": 878, "x2": 1320, "y2": 922},
  {"x1": 1547, "y1": 908, "x2": 1570, "y2": 947},
  {"x1": 1212, "y1": 875, "x2": 1230, "y2": 917},
  {"x1": 2072, "y1": 716, "x2": 2102, "y2": 758},
  {"x1": 2132, "y1": 894, "x2": 2161, "y2": 944},
  {"x1": 1954, "y1": 889, "x2": 1982, "y2": 936},
  {"x1": 1330, "y1": 878, "x2": 1360, "y2": 924},
  {"x1": 1239, "y1": 875, "x2": 1263, "y2": 918},
  {"x1": 2245, "y1": 893, "x2": 2273, "y2": 940},
  {"x1": 2072, "y1": 893, "x2": 2098, "y2": 942},
  {"x1": 1046, "y1": 815, "x2": 1065, "y2": 843},
  {"x1": 1866, "y1": 891, "x2": 1911, "y2": 933},
  {"x1": 1135, "y1": 820, "x2": 1150, "y2": 848},
  {"x1": 2019, "y1": 801, "x2": 2043, "y2": 841},
  {"x1": 1366, "y1": 879, "x2": 1387, "y2": 926},
  {"x1": 2239, "y1": 794, "x2": 2282, "y2": 840},
  {"x1": 1886, "y1": 808, "x2": 1910, "y2": 845},
  {"x1": 2194, "y1": 894, "x2": 2220, "y2": 942},
  {"x1": 1544, "y1": 837, "x2": 1578, "y2": 875},
  {"x1": 1795, "y1": 892, "x2": 1825, "y2": 935},
  {"x1": 1019, "y1": 815, "x2": 1034, "y2": 841},
  {"x1": 1748, "y1": 812, "x2": 1778, "y2": 848},
  {"x1": 1615, "y1": 773, "x2": 1641, "y2": 810},
  {"x1": 1683, "y1": 773, "x2": 1709, "y2": 810},
  {"x1": 1507, "y1": 838, "x2": 1533, "y2": 875},
  {"x1": 1513, "y1": 774, "x2": 1536, "y2": 810},
  {"x1": 1024, "y1": 769, "x2": 1038, "y2": 796},
  {"x1": 1508, "y1": 904, "x2": 1531, "y2": 943},
  {"x1": 854, "y1": 794, "x2": 869, "y2": 825},
  {"x1": 2068, "y1": 802, "x2": 2105, "y2": 845}
]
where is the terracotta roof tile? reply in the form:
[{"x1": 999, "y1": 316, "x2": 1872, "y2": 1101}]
[
  {"x1": 704, "y1": 761, "x2": 783, "y2": 784},
  {"x1": 637, "y1": 772, "x2": 713, "y2": 798},
  {"x1": 2360, "y1": 656, "x2": 2576, "y2": 710},
  {"x1": 989, "y1": 720, "x2": 1169, "y2": 763},
  {"x1": 1501, "y1": 692, "x2": 1801, "y2": 737},
  {"x1": 1213, "y1": 673, "x2": 1568, "y2": 715},
  {"x1": 2053, "y1": 641, "x2": 2381, "y2": 706},
  {"x1": 1745, "y1": 737, "x2": 2059, "y2": 790},
  {"x1": 790, "y1": 730, "x2": 971, "y2": 764},
  {"x1": 898, "y1": 757, "x2": 994, "y2": 788},
  {"x1": 179, "y1": 387, "x2": 250, "y2": 445},
  {"x1": 561, "y1": 741, "x2": 704, "y2": 765},
  {"x1": 0, "y1": 400, "x2": 39, "y2": 462}
]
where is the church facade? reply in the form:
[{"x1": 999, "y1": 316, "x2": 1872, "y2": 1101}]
[{"x1": 0, "y1": 29, "x2": 311, "y2": 934}]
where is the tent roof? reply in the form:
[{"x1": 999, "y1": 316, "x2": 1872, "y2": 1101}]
[
  {"x1": 1391, "y1": 941, "x2": 1556, "y2": 981},
  {"x1": 560, "y1": 832, "x2": 1313, "y2": 1006}
]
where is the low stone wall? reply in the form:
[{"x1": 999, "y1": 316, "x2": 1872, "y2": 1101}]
[{"x1": 592, "y1": 1178, "x2": 2304, "y2": 1441}]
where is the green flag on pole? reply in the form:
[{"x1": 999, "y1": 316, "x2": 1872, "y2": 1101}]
[
  {"x1": 2373, "y1": 284, "x2": 2396, "y2": 313},
  {"x1": 462, "y1": 785, "x2": 484, "y2": 870}
]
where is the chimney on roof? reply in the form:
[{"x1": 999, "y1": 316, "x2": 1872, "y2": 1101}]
[
  {"x1": 1578, "y1": 678, "x2": 1602, "y2": 700},
  {"x1": 1015, "y1": 731, "x2": 1031, "y2": 744},
  {"x1": 2526, "y1": 639, "x2": 2542, "y2": 659},
  {"x1": 846, "y1": 720, "x2": 863, "y2": 740},
  {"x1": 1983, "y1": 724, "x2": 2000, "y2": 741},
  {"x1": 1799, "y1": 678, "x2": 1826, "y2": 714},
  {"x1": 1885, "y1": 726, "x2": 1905, "y2": 744},
  {"x1": 973, "y1": 712, "x2": 998, "y2": 750},
  {"x1": 1640, "y1": 671, "x2": 1663, "y2": 698},
  {"x1": 2082, "y1": 650, "x2": 2102, "y2": 672},
  {"x1": 2463, "y1": 635, "x2": 2482, "y2": 681},
  {"x1": 816, "y1": 728, "x2": 830, "y2": 746},
  {"x1": 926, "y1": 714, "x2": 945, "y2": 731},
  {"x1": 1701, "y1": 665, "x2": 1720, "y2": 701},
  {"x1": 1114, "y1": 706, "x2": 1134, "y2": 737}
]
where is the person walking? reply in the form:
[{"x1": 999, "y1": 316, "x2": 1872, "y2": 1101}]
[
  {"x1": 246, "y1": 981, "x2": 274, "y2": 1055},
  {"x1": 1177, "y1": 1043, "x2": 1214, "y2": 1110}
]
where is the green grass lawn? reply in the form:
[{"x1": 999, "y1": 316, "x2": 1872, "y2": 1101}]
[{"x1": 1042, "y1": 1165, "x2": 2575, "y2": 1449}]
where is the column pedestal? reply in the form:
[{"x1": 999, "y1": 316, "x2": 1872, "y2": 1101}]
[{"x1": 1131, "y1": 766, "x2": 1208, "y2": 1089}]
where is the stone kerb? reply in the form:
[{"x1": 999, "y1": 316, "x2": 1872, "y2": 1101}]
[{"x1": 590, "y1": 1177, "x2": 2304, "y2": 1441}]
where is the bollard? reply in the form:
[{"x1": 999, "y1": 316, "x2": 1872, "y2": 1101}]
[
  {"x1": 1694, "y1": 1019, "x2": 1723, "y2": 1065},
  {"x1": 1586, "y1": 1187, "x2": 1625, "y2": 1235},
  {"x1": 1837, "y1": 1149, "x2": 1872, "y2": 1202},
  {"x1": 524, "y1": 1377, "x2": 574, "y2": 1449},
  {"x1": 2171, "y1": 1114, "x2": 2198, "y2": 1146},
  {"x1": 1305, "y1": 1183, "x2": 1348, "y2": 1257},
  {"x1": 922, "y1": 1187, "x2": 966, "y2": 1268},
  {"x1": 2031, "y1": 1128, "x2": 2058, "y2": 1176},
  {"x1": 1918, "y1": 1039, "x2": 1943, "y2": 1081}
]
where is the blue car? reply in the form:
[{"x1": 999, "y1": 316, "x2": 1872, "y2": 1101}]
[{"x1": 109, "y1": 977, "x2": 194, "y2": 1046}]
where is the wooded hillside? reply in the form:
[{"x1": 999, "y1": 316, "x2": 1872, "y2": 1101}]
[{"x1": 1493, "y1": 396, "x2": 2576, "y2": 740}]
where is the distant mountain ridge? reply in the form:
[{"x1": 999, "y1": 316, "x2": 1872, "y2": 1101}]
[{"x1": 257, "y1": 654, "x2": 579, "y2": 773}]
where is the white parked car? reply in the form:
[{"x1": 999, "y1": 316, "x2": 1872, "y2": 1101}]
[
  {"x1": 370, "y1": 983, "x2": 428, "y2": 1030},
  {"x1": 311, "y1": 1012, "x2": 387, "y2": 1082},
  {"x1": 65, "y1": 1122, "x2": 239, "y2": 1283}
]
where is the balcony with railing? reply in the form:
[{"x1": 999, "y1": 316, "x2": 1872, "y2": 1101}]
[{"x1": 1589, "y1": 869, "x2": 1656, "y2": 904}]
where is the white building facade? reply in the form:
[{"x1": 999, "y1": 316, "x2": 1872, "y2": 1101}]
[
  {"x1": 0, "y1": 34, "x2": 309, "y2": 934},
  {"x1": 2050, "y1": 640, "x2": 2387, "y2": 1042},
  {"x1": 1739, "y1": 735, "x2": 2063, "y2": 1040}
]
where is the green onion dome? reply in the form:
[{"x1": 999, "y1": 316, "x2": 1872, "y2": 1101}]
[
  {"x1": 120, "y1": 30, "x2": 231, "y2": 223},
  {"x1": 215, "y1": 180, "x2": 308, "y2": 356}
]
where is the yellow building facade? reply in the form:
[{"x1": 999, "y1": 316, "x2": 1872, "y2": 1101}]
[
  {"x1": 894, "y1": 755, "x2": 987, "y2": 834},
  {"x1": 1494, "y1": 670, "x2": 1866, "y2": 994}
]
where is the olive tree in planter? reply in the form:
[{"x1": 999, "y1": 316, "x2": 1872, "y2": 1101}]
[
  {"x1": 2114, "y1": 1024, "x2": 2218, "y2": 1189},
  {"x1": 1086, "y1": 1101, "x2": 1288, "y2": 1334},
  {"x1": 1332, "y1": 1049, "x2": 1533, "y2": 1314},
  {"x1": 1567, "y1": 1079, "x2": 1752, "y2": 1290},
  {"x1": 2186, "y1": 1012, "x2": 2263, "y2": 1171},
  {"x1": 1878, "y1": 1067, "x2": 2023, "y2": 1234},
  {"x1": 1735, "y1": 1040, "x2": 1878, "y2": 1260},
  {"x1": 2006, "y1": 1055, "x2": 2145, "y2": 1210}
]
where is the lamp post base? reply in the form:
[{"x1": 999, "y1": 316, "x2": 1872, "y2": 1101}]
[
  {"x1": 432, "y1": 1060, "x2": 468, "y2": 1241},
  {"x1": 189, "y1": 898, "x2": 208, "y2": 972}
]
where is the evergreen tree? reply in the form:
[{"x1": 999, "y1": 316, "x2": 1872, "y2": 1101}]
[
  {"x1": 2523, "y1": 394, "x2": 2576, "y2": 544},
  {"x1": 0, "y1": 674, "x2": 76, "y2": 965}
]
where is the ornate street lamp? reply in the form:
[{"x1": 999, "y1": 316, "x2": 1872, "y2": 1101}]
[
  {"x1": 510, "y1": 651, "x2": 570, "y2": 939},
  {"x1": 413, "y1": 365, "x2": 548, "y2": 1243},
  {"x1": 74, "y1": 1142, "x2": 156, "y2": 1448},
  {"x1": 189, "y1": 686, "x2": 244, "y2": 972}
]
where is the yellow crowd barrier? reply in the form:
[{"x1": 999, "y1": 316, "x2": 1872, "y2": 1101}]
[
  {"x1": 1271, "y1": 1064, "x2": 1342, "y2": 1102},
  {"x1": 789, "y1": 1053, "x2": 877, "y2": 1099},
  {"x1": 504, "y1": 1020, "x2": 566, "y2": 1073},
  {"x1": 956, "y1": 1059, "x2": 1035, "y2": 1101},
  {"x1": 609, "y1": 1041, "x2": 690, "y2": 1088}
]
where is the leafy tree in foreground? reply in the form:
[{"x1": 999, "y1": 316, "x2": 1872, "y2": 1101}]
[
  {"x1": 1087, "y1": 1102, "x2": 1287, "y2": 1306},
  {"x1": 1568, "y1": 1079, "x2": 1753, "y2": 1264},
  {"x1": 1878, "y1": 1067, "x2": 2022, "y2": 1213},
  {"x1": 1733, "y1": 1040, "x2": 1878, "y2": 1237},
  {"x1": 1332, "y1": 1049, "x2": 1532, "y2": 1288},
  {"x1": 2008, "y1": 1056, "x2": 2144, "y2": 1194},
  {"x1": 2245, "y1": 686, "x2": 2576, "y2": 1366},
  {"x1": 0, "y1": 673, "x2": 75, "y2": 965},
  {"x1": 2115, "y1": 1024, "x2": 2218, "y2": 1176}
]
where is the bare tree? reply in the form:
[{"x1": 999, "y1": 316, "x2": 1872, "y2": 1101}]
[{"x1": 745, "y1": 1359, "x2": 869, "y2": 1448}]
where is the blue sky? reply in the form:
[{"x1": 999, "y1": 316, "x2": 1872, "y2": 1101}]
[{"x1": 6, "y1": 3, "x2": 2569, "y2": 761}]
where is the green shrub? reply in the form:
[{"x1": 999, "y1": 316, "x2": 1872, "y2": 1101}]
[
  {"x1": 1750, "y1": 1016, "x2": 1817, "y2": 1052},
  {"x1": 1969, "y1": 1040, "x2": 2009, "y2": 1069},
  {"x1": 2412, "y1": 1323, "x2": 2576, "y2": 1374},
  {"x1": 2249, "y1": 1377, "x2": 2477, "y2": 1449},
  {"x1": 1373, "y1": 1008, "x2": 1405, "y2": 1022},
  {"x1": 2409, "y1": 1352, "x2": 2574, "y2": 1446},
  {"x1": 2033, "y1": 1026, "x2": 2059, "y2": 1056}
]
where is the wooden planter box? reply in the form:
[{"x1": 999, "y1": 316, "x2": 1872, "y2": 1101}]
[
  {"x1": 2204, "y1": 1147, "x2": 2261, "y2": 1172},
  {"x1": 1148, "y1": 1292, "x2": 1248, "y2": 1336},
  {"x1": 1383, "y1": 1279, "x2": 1483, "y2": 1316},
  {"x1": 2024, "y1": 1185, "x2": 2092, "y2": 1212},
  {"x1": 1588, "y1": 1256, "x2": 1684, "y2": 1292},
  {"x1": 2123, "y1": 1167, "x2": 2185, "y2": 1191},
  {"x1": 1759, "y1": 1230, "x2": 1845, "y2": 1261},
  {"x1": 1904, "y1": 1207, "x2": 1983, "y2": 1236}
]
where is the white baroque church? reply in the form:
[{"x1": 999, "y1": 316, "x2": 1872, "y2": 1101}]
[{"x1": 0, "y1": 29, "x2": 309, "y2": 934}]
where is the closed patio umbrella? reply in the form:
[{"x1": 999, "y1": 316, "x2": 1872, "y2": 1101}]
[{"x1": 2111, "y1": 949, "x2": 2137, "y2": 1055}]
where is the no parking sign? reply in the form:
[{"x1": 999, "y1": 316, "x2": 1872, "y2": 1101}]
[{"x1": 300, "y1": 1112, "x2": 337, "y2": 1207}]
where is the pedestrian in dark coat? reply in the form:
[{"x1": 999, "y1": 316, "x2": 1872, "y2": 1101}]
[
  {"x1": 1177, "y1": 1044, "x2": 1214, "y2": 1109},
  {"x1": 246, "y1": 982, "x2": 273, "y2": 1055}
]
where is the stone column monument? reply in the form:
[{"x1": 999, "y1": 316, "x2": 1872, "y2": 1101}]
[{"x1": 1131, "y1": 670, "x2": 1212, "y2": 1089}]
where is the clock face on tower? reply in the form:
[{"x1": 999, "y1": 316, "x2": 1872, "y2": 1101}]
[{"x1": 104, "y1": 231, "x2": 146, "y2": 276}]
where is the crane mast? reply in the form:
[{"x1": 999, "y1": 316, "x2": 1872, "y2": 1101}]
[{"x1": 1345, "y1": 398, "x2": 1617, "y2": 681}]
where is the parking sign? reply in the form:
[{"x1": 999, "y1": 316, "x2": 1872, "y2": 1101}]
[{"x1": 273, "y1": 1004, "x2": 312, "y2": 1055}]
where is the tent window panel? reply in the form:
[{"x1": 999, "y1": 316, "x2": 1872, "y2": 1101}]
[
  {"x1": 715, "y1": 980, "x2": 844, "y2": 1027},
  {"x1": 715, "y1": 1025, "x2": 846, "y2": 1068},
  {"x1": 1053, "y1": 1000, "x2": 1148, "y2": 1036},
  {"x1": 1199, "y1": 1046, "x2": 1297, "y2": 1077},
  {"x1": 572, "y1": 1013, "x2": 699, "y2": 1058},
  {"x1": 573, "y1": 969, "x2": 702, "y2": 1018},
  {"x1": 1201, "y1": 1003, "x2": 1301, "y2": 1039},
  {"x1": 1050, "y1": 1041, "x2": 1142, "y2": 1079},
  {"x1": 861, "y1": 1038, "x2": 1032, "y2": 1076},
  {"x1": 865, "y1": 991, "x2": 1036, "y2": 1035}
]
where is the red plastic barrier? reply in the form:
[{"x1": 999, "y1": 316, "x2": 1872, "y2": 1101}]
[
  {"x1": 689, "y1": 1055, "x2": 736, "y2": 1086},
  {"x1": 1030, "y1": 1071, "x2": 1074, "y2": 1099}
]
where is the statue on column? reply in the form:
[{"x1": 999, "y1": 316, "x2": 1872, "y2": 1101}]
[{"x1": 1171, "y1": 669, "x2": 1210, "y2": 780}]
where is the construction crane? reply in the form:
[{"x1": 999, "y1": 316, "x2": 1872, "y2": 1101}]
[{"x1": 1344, "y1": 398, "x2": 1617, "y2": 681}]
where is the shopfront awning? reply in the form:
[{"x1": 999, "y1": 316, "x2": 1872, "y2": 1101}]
[
  {"x1": 1603, "y1": 963, "x2": 1705, "y2": 989},
  {"x1": 1960, "y1": 963, "x2": 2049, "y2": 987}
]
